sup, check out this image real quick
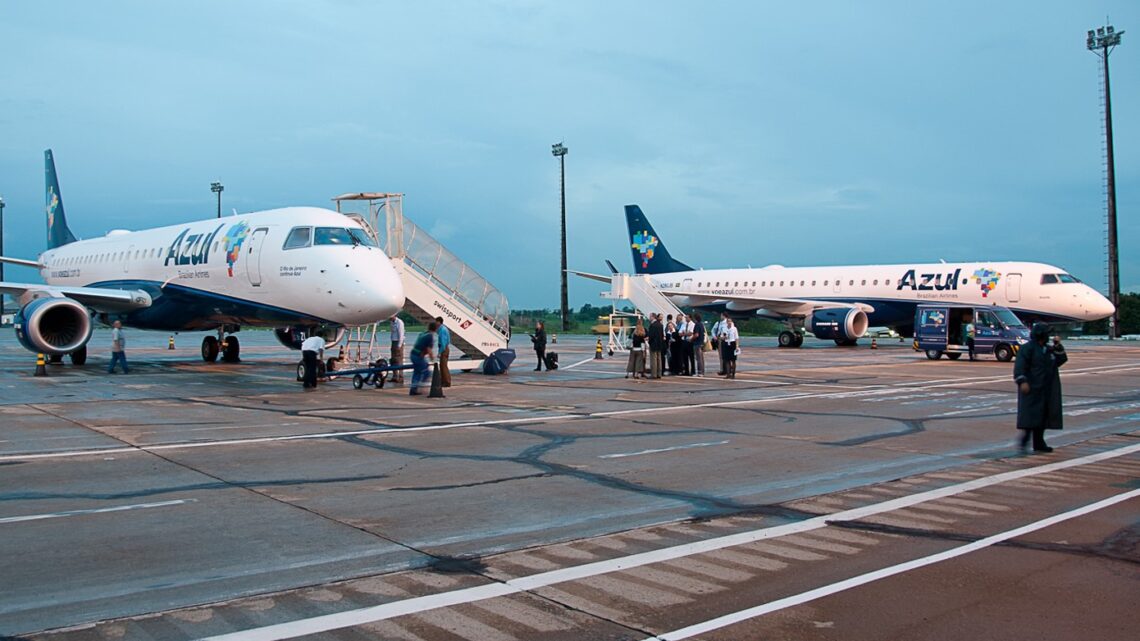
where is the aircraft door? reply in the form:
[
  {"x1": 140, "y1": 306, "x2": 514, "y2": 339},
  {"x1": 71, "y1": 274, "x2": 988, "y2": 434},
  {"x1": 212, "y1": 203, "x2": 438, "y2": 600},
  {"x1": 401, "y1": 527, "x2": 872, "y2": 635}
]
[
  {"x1": 682, "y1": 278, "x2": 693, "y2": 292},
  {"x1": 1006, "y1": 273, "x2": 1021, "y2": 304},
  {"x1": 246, "y1": 227, "x2": 269, "y2": 287}
]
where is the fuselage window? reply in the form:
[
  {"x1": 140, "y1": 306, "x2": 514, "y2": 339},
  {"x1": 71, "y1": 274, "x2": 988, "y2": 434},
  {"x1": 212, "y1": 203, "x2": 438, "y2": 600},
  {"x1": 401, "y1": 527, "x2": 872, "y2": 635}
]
[
  {"x1": 799, "y1": 280, "x2": 804, "y2": 286},
  {"x1": 861, "y1": 279, "x2": 866, "y2": 286},
  {"x1": 962, "y1": 278, "x2": 968, "y2": 285},
  {"x1": 873, "y1": 279, "x2": 879, "y2": 286},
  {"x1": 779, "y1": 280, "x2": 784, "y2": 286},
  {"x1": 283, "y1": 226, "x2": 313, "y2": 250},
  {"x1": 812, "y1": 280, "x2": 817, "y2": 286},
  {"x1": 849, "y1": 280, "x2": 854, "y2": 286},
  {"x1": 1040, "y1": 274, "x2": 1059, "y2": 284},
  {"x1": 823, "y1": 280, "x2": 829, "y2": 286},
  {"x1": 885, "y1": 279, "x2": 891, "y2": 286}
]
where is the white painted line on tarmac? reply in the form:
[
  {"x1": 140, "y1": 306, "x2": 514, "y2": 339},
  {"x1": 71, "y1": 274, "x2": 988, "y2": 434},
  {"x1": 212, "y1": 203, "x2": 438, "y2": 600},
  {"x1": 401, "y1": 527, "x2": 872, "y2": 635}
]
[
  {"x1": 197, "y1": 442, "x2": 1140, "y2": 641},
  {"x1": 599, "y1": 440, "x2": 730, "y2": 459},
  {"x1": 0, "y1": 499, "x2": 195, "y2": 525},
  {"x1": 643, "y1": 487, "x2": 1140, "y2": 640},
  {"x1": 7, "y1": 362, "x2": 1139, "y2": 463},
  {"x1": 559, "y1": 356, "x2": 600, "y2": 371}
]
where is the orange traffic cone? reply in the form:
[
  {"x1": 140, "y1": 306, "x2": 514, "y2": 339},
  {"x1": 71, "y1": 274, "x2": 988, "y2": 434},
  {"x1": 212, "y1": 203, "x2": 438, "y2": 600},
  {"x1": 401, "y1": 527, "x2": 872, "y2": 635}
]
[
  {"x1": 595, "y1": 339, "x2": 603, "y2": 360},
  {"x1": 428, "y1": 362, "x2": 445, "y2": 398}
]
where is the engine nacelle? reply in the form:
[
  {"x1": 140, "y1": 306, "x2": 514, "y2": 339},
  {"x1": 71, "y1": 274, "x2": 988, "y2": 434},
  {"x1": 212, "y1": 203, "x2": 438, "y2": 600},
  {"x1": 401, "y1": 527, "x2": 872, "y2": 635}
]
[
  {"x1": 273, "y1": 325, "x2": 346, "y2": 350},
  {"x1": 14, "y1": 297, "x2": 93, "y2": 356},
  {"x1": 810, "y1": 308, "x2": 868, "y2": 342}
]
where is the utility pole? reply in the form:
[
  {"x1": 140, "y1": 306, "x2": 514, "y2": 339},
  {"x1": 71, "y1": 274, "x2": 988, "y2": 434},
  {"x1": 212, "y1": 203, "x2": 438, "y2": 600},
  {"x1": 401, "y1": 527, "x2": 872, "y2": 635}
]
[
  {"x1": 0, "y1": 195, "x2": 5, "y2": 285},
  {"x1": 551, "y1": 142, "x2": 570, "y2": 331},
  {"x1": 1087, "y1": 24, "x2": 1124, "y2": 338},
  {"x1": 211, "y1": 181, "x2": 224, "y2": 219}
]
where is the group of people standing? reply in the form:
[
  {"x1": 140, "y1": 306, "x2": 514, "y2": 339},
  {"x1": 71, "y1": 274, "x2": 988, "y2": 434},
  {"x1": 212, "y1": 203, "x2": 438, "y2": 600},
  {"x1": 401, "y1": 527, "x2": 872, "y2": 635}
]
[
  {"x1": 391, "y1": 314, "x2": 452, "y2": 395},
  {"x1": 625, "y1": 312, "x2": 739, "y2": 379}
]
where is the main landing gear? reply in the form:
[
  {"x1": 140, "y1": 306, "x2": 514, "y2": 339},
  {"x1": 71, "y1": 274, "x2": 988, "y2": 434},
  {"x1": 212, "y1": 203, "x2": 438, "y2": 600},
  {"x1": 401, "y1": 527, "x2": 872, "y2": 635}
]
[
  {"x1": 202, "y1": 327, "x2": 241, "y2": 363},
  {"x1": 778, "y1": 330, "x2": 804, "y2": 348}
]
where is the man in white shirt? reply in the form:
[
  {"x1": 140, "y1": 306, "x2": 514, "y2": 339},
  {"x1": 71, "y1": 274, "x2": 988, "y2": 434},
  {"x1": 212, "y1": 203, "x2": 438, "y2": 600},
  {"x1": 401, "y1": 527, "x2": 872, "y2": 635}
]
[
  {"x1": 711, "y1": 313, "x2": 728, "y2": 375},
  {"x1": 301, "y1": 334, "x2": 324, "y2": 389},
  {"x1": 389, "y1": 314, "x2": 406, "y2": 383}
]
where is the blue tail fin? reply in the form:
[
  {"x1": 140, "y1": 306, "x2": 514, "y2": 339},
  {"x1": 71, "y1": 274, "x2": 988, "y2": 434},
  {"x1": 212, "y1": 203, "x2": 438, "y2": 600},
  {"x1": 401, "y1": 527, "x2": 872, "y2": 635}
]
[
  {"x1": 45, "y1": 149, "x2": 78, "y2": 249},
  {"x1": 625, "y1": 204, "x2": 693, "y2": 274}
]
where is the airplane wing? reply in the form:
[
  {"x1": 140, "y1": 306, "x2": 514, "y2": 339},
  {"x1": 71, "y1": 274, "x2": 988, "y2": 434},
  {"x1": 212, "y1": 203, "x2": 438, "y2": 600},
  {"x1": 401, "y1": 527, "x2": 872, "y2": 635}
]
[
  {"x1": 657, "y1": 288, "x2": 874, "y2": 318},
  {"x1": 0, "y1": 282, "x2": 153, "y2": 313},
  {"x1": 566, "y1": 269, "x2": 613, "y2": 284}
]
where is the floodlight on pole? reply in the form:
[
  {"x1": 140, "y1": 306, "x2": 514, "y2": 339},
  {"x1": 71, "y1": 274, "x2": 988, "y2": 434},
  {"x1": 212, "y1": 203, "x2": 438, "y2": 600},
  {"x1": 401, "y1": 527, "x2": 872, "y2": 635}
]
[
  {"x1": 1087, "y1": 23, "x2": 1124, "y2": 338},
  {"x1": 210, "y1": 181, "x2": 224, "y2": 219},
  {"x1": 551, "y1": 142, "x2": 569, "y2": 332}
]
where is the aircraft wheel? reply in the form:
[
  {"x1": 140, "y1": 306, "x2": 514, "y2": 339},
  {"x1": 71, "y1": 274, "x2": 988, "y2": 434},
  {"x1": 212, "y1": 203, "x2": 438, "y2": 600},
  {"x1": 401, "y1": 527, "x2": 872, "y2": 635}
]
[
  {"x1": 352, "y1": 374, "x2": 364, "y2": 390},
  {"x1": 925, "y1": 349, "x2": 943, "y2": 360},
  {"x1": 222, "y1": 335, "x2": 241, "y2": 363},
  {"x1": 946, "y1": 352, "x2": 962, "y2": 360},
  {"x1": 49, "y1": 354, "x2": 64, "y2": 364},
  {"x1": 792, "y1": 333, "x2": 804, "y2": 347},
  {"x1": 201, "y1": 336, "x2": 219, "y2": 362},
  {"x1": 778, "y1": 331, "x2": 795, "y2": 348},
  {"x1": 834, "y1": 338, "x2": 858, "y2": 347},
  {"x1": 296, "y1": 361, "x2": 305, "y2": 381},
  {"x1": 994, "y1": 344, "x2": 1014, "y2": 362},
  {"x1": 69, "y1": 345, "x2": 88, "y2": 366}
]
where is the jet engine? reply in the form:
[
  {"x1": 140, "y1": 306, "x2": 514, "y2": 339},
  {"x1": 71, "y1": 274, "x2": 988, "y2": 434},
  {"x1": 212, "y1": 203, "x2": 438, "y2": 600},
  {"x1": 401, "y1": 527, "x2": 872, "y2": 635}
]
[
  {"x1": 14, "y1": 297, "x2": 93, "y2": 356},
  {"x1": 810, "y1": 308, "x2": 868, "y2": 344},
  {"x1": 273, "y1": 325, "x2": 346, "y2": 350}
]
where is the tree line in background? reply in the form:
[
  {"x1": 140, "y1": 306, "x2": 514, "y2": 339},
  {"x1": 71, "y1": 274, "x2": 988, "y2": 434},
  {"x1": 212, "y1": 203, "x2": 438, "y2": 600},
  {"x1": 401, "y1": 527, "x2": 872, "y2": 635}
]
[{"x1": 509, "y1": 293, "x2": 1140, "y2": 337}]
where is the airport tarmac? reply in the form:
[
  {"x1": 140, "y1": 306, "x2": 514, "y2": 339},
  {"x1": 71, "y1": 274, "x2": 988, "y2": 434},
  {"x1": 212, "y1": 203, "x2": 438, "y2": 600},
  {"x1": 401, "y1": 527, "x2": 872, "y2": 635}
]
[{"x1": 1, "y1": 329, "x2": 1137, "y2": 640}]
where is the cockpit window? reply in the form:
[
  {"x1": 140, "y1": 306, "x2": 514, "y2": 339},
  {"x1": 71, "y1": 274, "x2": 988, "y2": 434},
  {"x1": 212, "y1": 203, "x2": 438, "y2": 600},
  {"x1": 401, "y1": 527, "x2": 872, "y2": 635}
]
[
  {"x1": 283, "y1": 226, "x2": 312, "y2": 250},
  {"x1": 1040, "y1": 274, "x2": 1058, "y2": 284},
  {"x1": 348, "y1": 228, "x2": 377, "y2": 247},
  {"x1": 314, "y1": 227, "x2": 356, "y2": 246},
  {"x1": 1057, "y1": 273, "x2": 1080, "y2": 283}
]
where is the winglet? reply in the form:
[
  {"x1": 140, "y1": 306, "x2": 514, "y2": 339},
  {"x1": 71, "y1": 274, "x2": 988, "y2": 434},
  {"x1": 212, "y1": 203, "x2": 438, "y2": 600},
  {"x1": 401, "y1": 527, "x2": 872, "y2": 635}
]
[{"x1": 45, "y1": 149, "x2": 78, "y2": 249}]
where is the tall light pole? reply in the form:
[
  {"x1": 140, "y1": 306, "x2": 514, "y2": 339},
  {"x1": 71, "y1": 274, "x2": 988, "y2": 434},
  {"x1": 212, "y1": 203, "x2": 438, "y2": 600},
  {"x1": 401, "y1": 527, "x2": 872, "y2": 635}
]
[
  {"x1": 0, "y1": 195, "x2": 5, "y2": 286},
  {"x1": 551, "y1": 142, "x2": 569, "y2": 331},
  {"x1": 210, "y1": 181, "x2": 224, "y2": 219},
  {"x1": 1087, "y1": 24, "x2": 1124, "y2": 338}
]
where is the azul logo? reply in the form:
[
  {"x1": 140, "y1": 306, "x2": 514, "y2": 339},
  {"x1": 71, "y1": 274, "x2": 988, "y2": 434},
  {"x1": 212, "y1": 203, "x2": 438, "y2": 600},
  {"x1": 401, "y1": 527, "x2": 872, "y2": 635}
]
[
  {"x1": 165, "y1": 223, "x2": 225, "y2": 269},
  {"x1": 631, "y1": 230, "x2": 658, "y2": 269},
  {"x1": 46, "y1": 186, "x2": 60, "y2": 232},
  {"x1": 971, "y1": 267, "x2": 1002, "y2": 298},
  {"x1": 223, "y1": 221, "x2": 251, "y2": 277},
  {"x1": 897, "y1": 268, "x2": 962, "y2": 292}
]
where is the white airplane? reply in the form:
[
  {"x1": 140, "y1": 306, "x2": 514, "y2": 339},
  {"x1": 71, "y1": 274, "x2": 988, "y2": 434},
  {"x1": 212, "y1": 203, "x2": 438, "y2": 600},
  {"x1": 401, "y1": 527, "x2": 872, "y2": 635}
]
[
  {"x1": 575, "y1": 205, "x2": 1115, "y2": 347},
  {"x1": 0, "y1": 150, "x2": 405, "y2": 364}
]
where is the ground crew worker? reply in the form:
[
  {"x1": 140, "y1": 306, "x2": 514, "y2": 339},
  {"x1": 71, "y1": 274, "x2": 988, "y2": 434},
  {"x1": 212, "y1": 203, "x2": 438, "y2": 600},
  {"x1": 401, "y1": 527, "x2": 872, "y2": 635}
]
[
  {"x1": 389, "y1": 314, "x2": 405, "y2": 383},
  {"x1": 301, "y1": 334, "x2": 324, "y2": 390},
  {"x1": 108, "y1": 320, "x2": 129, "y2": 374},
  {"x1": 409, "y1": 322, "x2": 438, "y2": 395},
  {"x1": 435, "y1": 316, "x2": 452, "y2": 387}
]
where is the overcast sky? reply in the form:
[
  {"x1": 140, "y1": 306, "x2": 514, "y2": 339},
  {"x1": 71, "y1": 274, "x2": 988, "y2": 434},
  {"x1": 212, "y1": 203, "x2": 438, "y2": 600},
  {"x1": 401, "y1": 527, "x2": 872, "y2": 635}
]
[{"x1": 2, "y1": 1, "x2": 1137, "y2": 309}]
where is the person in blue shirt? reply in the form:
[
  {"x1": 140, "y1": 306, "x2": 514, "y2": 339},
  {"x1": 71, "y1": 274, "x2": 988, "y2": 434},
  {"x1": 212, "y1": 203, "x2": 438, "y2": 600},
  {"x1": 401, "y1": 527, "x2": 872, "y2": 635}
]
[
  {"x1": 434, "y1": 316, "x2": 452, "y2": 387},
  {"x1": 408, "y1": 322, "x2": 437, "y2": 396}
]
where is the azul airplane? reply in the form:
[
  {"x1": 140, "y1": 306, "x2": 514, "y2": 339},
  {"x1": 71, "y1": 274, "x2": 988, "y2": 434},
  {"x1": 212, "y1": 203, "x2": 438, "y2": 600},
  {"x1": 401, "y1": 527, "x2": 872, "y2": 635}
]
[
  {"x1": 577, "y1": 205, "x2": 1114, "y2": 347},
  {"x1": 0, "y1": 150, "x2": 405, "y2": 364}
]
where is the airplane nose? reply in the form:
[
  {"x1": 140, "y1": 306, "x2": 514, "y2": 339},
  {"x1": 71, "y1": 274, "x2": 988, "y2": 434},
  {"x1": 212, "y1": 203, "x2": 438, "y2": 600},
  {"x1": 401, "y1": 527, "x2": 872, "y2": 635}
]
[{"x1": 1086, "y1": 290, "x2": 1115, "y2": 320}]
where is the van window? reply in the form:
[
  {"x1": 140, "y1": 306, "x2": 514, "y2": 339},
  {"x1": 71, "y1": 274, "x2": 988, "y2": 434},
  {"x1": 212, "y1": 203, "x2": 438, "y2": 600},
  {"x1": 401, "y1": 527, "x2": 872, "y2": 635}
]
[
  {"x1": 920, "y1": 309, "x2": 945, "y2": 327},
  {"x1": 993, "y1": 308, "x2": 1025, "y2": 328},
  {"x1": 976, "y1": 310, "x2": 1001, "y2": 328},
  {"x1": 284, "y1": 227, "x2": 312, "y2": 249}
]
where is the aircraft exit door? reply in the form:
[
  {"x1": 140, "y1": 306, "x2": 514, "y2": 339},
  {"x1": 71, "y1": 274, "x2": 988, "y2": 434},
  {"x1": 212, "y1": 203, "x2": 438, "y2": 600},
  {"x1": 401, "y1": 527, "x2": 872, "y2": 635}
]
[
  {"x1": 246, "y1": 227, "x2": 269, "y2": 287},
  {"x1": 1006, "y1": 273, "x2": 1021, "y2": 304}
]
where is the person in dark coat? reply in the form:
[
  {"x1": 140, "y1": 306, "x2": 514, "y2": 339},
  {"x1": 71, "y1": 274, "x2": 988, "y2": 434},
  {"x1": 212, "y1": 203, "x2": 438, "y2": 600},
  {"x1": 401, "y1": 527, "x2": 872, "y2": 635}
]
[
  {"x1": 647, "y1": 313, "x2": 665, "y2": 379},
  {"x1": 1013, "y1": 322, "x2": 1067, "y2": 453},
  {"x1": 531, "y1": 321, "x2": 547, "y2": 371}
]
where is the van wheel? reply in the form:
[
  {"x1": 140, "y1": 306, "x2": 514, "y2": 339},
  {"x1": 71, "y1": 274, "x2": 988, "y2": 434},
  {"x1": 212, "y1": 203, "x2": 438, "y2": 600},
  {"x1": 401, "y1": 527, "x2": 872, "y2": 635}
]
[
  {"x1": 946, "y1": 353, "x2": 962, "y2": 360},
  {"x1": 925, "y1": 349, "x2": 943, "y2": 360},
  {"x1": 995, "y1": 344, "x2": 1014, "y2": 362}
]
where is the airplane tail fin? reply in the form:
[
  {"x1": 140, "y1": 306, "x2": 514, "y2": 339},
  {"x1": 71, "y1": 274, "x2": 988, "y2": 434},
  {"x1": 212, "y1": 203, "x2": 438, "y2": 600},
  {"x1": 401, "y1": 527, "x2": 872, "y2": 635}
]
[
  {"x1": 625, "y1": 204, "x2": 693, "y2": 274},
  {"x1": 45, "y1": 149, "x2": 78, "y2": 249}
]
